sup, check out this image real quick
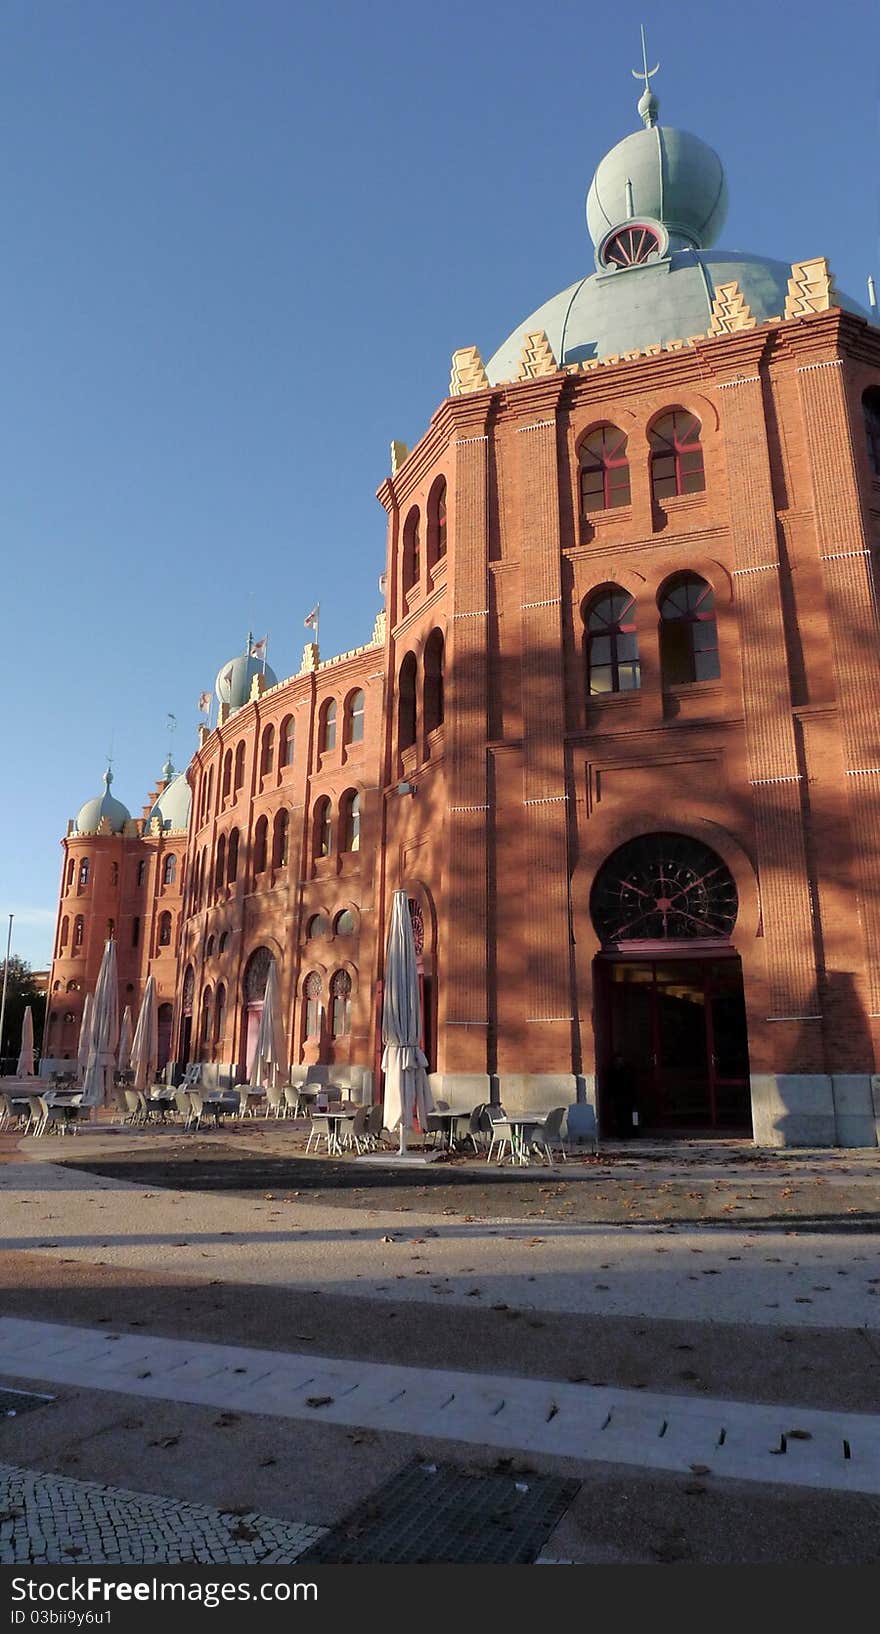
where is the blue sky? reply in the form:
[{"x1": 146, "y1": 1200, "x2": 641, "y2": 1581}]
[{"x1": 1, "y1": 0, "x2": 877, "y2": 967}]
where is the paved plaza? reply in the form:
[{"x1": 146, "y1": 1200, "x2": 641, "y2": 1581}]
[{"x1": 0, "y1": 1124, "x2": 879, "y2": 1565}]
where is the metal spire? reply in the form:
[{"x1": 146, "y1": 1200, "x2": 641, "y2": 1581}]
[{"x1": 632, "y1": 24, "x2": 660, "y2": 128}]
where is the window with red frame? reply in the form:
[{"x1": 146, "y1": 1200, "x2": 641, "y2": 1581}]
[
  {"x1": 602, "y1": 224, "x2": 661, "y2": 267},
  {"x1": 659, "y1": 573, "x2": 720, "y2": 684},
  {"x1": 649, "y1": 410, "x2": 705, "y2": 500},
  {"x1": 580, "y1": 425, "x2": 631, "y2": 513},
  {"x1": 304, "y1": 971, "x2": 322, "y2": 1037},
  {"x1": 330, "y1": 970, "x2": 352, "y2": 1037},
  {"x1": 584, "y1": 587, "x2": 641, "y2": 694}
]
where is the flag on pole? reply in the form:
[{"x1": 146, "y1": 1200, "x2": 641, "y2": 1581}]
[
  {"x1": 249, "y1": 636, "x2": 267, "y2": 660},
  {"x1": 304, "y1": 606, "x2": 319, "y2": 631},
  {"x1": 198, "y1": 692, "x2": 211, "y2": 714}
]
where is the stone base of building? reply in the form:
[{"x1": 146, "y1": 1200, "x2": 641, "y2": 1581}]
[
  {"x1": 750, "y1": 1073, "x2": 880, "y2": 1148},
  {"x1": 429, "y1": 1071, "x2": 597, "y2": 1126}
]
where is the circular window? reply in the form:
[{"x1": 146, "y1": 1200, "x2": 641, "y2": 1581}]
[
  {"x1": 334, "y1": 909, "x2": 356, "y2": 936},
  {"x1": 306, "y1": 913, "x2": 330, "y2": 939},
  {"x1": 600, "y1": 223, "x2": 661, "y2": 268},
  {"x1": 590, "y1": 832, "x2": 738, "y2": 945}
]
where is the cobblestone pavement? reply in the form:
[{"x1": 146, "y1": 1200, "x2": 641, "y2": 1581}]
[{"x1": 0, "y1": 1461, "x2": 325, "y2": 1565}]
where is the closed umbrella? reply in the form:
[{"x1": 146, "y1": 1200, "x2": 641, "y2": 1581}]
[
  {"x1": 118, "y1": 1006, "x2": 133, "y2": 1072},
  {"x1": 250, "y1": 960, "x2": 287, "y2": 1088},
  {"x1": 130, "y1": 977, "x2": 158, "y2": 1094},
  {"x1": 76, "y1": 993, "x2": 93, "y2": 1080},
  {"x1": 81, "y1": 939, "x2": 119, "y2": 1108},
  {"x1": 16, "y1": 1006, "x2": 34, "y2": 1078},
  {"x1": 382, "y1": 890, "x2": 434, "y2": 1155}
]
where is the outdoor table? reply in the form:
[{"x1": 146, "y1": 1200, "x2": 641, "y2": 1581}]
[
  {"x1": 321, "y1": 1105, "x2": 358, "y2": 1156},
  {"x1": 505, "y1": 1116, "x2": 546, "y2": 1166},
  {"x1": 427, "y1": 1110, "x2": 466, "y2": 1151}
]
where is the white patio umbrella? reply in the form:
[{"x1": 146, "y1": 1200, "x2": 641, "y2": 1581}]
[
  {"x1": 382, "y1": 890, "x2": 434, "y2": 1155},
  {"x1": 117, "y1": 1005, "x2": 133, "y2": 1072},
  {"x1": 250, "y1": 960, "x2": 287, "y2": 1088},
  {"x1": 16, "y1": 1006, "x2": 34, "y2": 1077},
  {"x1": 130, "y1": 976, "x2": 158, "y2": 1093},
  {"x1": 81, "y1": 939, "x2": 119, "y2": 1108},
  {"x1": 76, "y1": 992, "x2": 93, "y2": 1080}
]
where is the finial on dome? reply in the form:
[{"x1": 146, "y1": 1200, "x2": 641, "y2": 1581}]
[
  {"x1": 162, "y1": 757, "x2": 175, "y2": 782},
  {"x1": 632, "y1": 23, "x2": 659, "y2": 128},
  {"x1": 103, "y1": 765, "x2": 113, "y2": 791}
]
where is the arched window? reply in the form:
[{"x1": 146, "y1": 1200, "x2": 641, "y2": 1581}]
[
  {"x1": 403, "y1": 507, "x2": 421, "y2": 592},
  {"x1": 59, "y1": 917, "x2": 69, "y2": 952},
  {"x1": 304, "y1": 972, "x2": 322, "y2": 1038},
  {"x1": 583, "y1": 587, "x2": 640, "y2": 695},
  {"x1": 424, "y1": 629, "x2": 445, "y2": 735},
  {"x1": 579, "y1": 425, "x2": 631, "y2": 512},
  {"x1": 234, "y1": 741, "x2": 246, "y2": 794},
  {"x1": 200, "y1": 986, "x2": 213, "y2": 1048},
  {"x1": 214, "y1": 833, "x2": 226, "y2": 891},
  {"x1": 221, "y1": 749, "x2": 232, "y2": 804},
  {"x1": 863, "y1": 388, "x2": 880, "y2": 476},
  {"x1": 214, "y1": 983, "x2": 226, "y2": 1045},
  {"x1": 202, "y1": 766, "x2": 214, "y2": 823},
  {"x1": 66, "y1": 978, "x2": 79, "y2": 992},
  {"x1": 227, "y1": 828, "x2": 239, "y2": 884},
  {"x1": 398, "y1": 652, "x2": 417, "y2": 752},
  {"x1": 206, "y1": 934, "x2": 215, "y2": 958},
  {"x1": 334, "y1": 908, "x2": 356, "y2": 936},
  {"x1": 281, "y1": 716, "x2": 295, "y2": 767},
  {"x1": 427, "y1": 477, "x2": 447, "y2": 567},
  {"x1": 331, "y1": 970, "x2": 352, "y2": 1037},
  {"x1": 659, "y1": 573, "x2": 720, "y2": 684},
  {"x1": 137, "y1": 859, "x2": 147, "y2": 887},
  {"x1": 219, "y1": 931, "x2": 229, "y2": 953},
  {"x1": 340, "y1": 791, "x2": 360, "y2": 853},
  {"x1": 314, "y1": 797, "x2": 332, "y2": 859},
  {"x1": 79, "y1": 859, "x2": 90, "y2": 888},
  {"x1": 649, "y1": 410, "x2": 705, "y2": 500},
  {"x1": 320, "y1": 699, "x2": 337, "y2": 754},
  {"x1": 163, "y1": 854, "x2": 176, "y2": 886},
  {"x1": 260, "y1": 724, "x2": 275, "y2": 779},
  {"x1": 272, "y1": 808, "x2": 289, "y2": 868},
  {"x1": 345, "y1": 690, "x2": 365, "y2": 746},
  {"x1": 306, "y1": 913, "x2": 330, "y2": 939},
  {"x1": 253, "y1": 814, "x2": 268, "y2": 875},
  {"x1": 244, "y1": 947, "x2": 272, "y2": 1003},
  {"x1": 73, "y1": 916, "x2": 84, "y2": 949},
  {"x1": 110, "y1": 861, "x2": 118, "y2": 886},
  {"x1": 66, "y1": 858, "x2": 74, "y2": 891},
  {"x1": 158, "y1": 911, "x2": 172, "y2": 948}
]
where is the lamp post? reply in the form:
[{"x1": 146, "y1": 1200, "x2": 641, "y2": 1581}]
[{"x1": 0, "y1": 914, "x2": 13, "y2": 1077}]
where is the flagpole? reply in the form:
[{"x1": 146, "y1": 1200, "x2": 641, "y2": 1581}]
[{"x1": 0, "y1": 913, "x2": 14, "y2": 1075}]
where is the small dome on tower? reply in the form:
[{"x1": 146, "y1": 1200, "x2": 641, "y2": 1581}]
[
  {"x1": 74, "y1": 768, "x2": 131, "y2": 835},
  {"x1": 215, "y1": 645, "x2": 278, "y2": 712},
  {"x1": 586, "y1": 124, "x2": 728, "y2": 256},
  {"x1": 148, "y1": 769, "x2": 192, "y2": 833}
]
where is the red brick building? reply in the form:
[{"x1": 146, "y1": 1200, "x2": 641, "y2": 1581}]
[{"x1": 45, "y1": 78, "x2": 880, "y2": 1145}]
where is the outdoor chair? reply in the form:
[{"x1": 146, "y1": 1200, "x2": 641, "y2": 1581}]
[
  {"x1": 235, "y1": 1086, "x2": 262, "y2": 1118},
  {"x1": 486, "y1": 1107, "x2": 515, "y2": 1165},
  {"x1": 174, "y1": 1090, "x2": 194, "y2": 1130},
  {"x1": 365, "y1": 1103, "x2": 388, "y2": 1149},
  {"x1": 466, "y1": 1104, "x2": 493, "y2": 1155},
  {"x1": 346, "y1": 1104, "x2": 371, "y2": 1154},
  {"x1": 264, "y1": 1085, "x2": 286, "y2": 1119},
  {"x1": 283, "y1": 1084, "x2": 306, "y2": 1119},
  {"x1": 528, "y1": 1106, "x2": 568, "y2": 1166},
  {"x1": 305, "y1": 1112, "x2": 333, "y2": 1155},
  {"x1": 111, "y1": 1085, "x2": 131, "y2": 1124}
]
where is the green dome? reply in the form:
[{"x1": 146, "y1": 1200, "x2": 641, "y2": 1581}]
[
  {"x1": 587, "y1": 124, "x2": 728, "y2": 254},
  {"x1": 215, "y1": 650, "x2": 278, "y2": 712}
]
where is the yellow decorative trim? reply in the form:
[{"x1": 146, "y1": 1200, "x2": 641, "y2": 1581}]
[
  {"x1": 708, "y1": 280, "x2": 757, "y2": 335},
  {"x1": 515, "y1": 329, "x2": 558, "y2": 380},
  {"x1": 784, "y1": 257, "x2": 835, "y2": 319},
  {"x1": 390, "y1": 440, "x2": 409, "y2": 475},
  {"x1": 450, "y1": 346, "x2": 489, "y2": 396}
]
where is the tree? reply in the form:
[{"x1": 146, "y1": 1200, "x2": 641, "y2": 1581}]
[{"x1": 0, "y1": 958, "x2": 47, "y2": 1071}]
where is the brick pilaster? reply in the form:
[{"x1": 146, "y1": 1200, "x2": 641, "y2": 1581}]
[
  {"x1": 719, "y1": 371, "x2": 819, "y2": 1020},
  {"x1": 797, "y1": 356, "x2": 880, "y2": 1014}
]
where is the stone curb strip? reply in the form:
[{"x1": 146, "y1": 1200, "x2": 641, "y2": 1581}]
[{"x1": 1, "y1": 1317, "x2": 878, "y2": 1495}]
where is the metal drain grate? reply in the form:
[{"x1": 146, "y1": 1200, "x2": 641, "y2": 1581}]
[
  {"x1": 297, "y1": 1460, "x2": 580, "y2": 1565},
  {"x1": 0, "y1": 1388, "x2": 54, "y2": 1420}
]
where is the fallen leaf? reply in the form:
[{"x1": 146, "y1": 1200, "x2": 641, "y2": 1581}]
[{"x1": 306, "y1": 1395, "x2": 334, "y2": 1409}]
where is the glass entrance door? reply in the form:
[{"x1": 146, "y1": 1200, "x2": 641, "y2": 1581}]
[{"x1": 600, "y1": 956, "x2": 751, "y2": 1132}]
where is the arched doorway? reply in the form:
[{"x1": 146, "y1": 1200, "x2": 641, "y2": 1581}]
[
  {"x1": 157, "y1": 1003, "x2": 173, "y2": 1073},
  {"x1": 241, "y1": 947, "x2": 272, "y2": 1081},
  {"x1": 179, "y1": 967, "x2": 195, "y2": 1068},
  {"x1": 590, "y1": 832, "x2": 751, "y2": 1133}
]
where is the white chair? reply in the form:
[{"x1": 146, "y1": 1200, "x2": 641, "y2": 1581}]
[
  {"x1": 283, "y1": 1084, "x2": 306, "y2": 1119},
  {"x1": 305, "y1": 1112, "x2": 333, "y2": 1154},
  {"x1": 174, "y1": 1090, "x2": 193, "y2": 1130},
  {"x1": 486, "y1": 1108, "x2": 514, "y2": 1165},
  {"x1": 265, "y1": 1085, "x2": 286, "y2": 1119},
  {"x1": 528, "y1": 1106, "x2": 568, "y2": 1166}
]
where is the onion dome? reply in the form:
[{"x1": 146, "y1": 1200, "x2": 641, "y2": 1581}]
[
  {"x1": 73, "y1": 768, "x2": 131, "y2": 835},
  {"x1": 147, "y1": 768, "x2": 192, "y2": 833},
  {"x1": 215, "y1": 643, "x2": 278, "y2": 713}
]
